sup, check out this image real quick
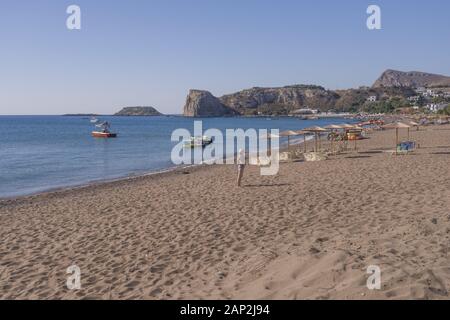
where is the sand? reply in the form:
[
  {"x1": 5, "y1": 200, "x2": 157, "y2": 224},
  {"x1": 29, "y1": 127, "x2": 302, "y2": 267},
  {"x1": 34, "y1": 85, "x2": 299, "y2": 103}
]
[{"x1": 1, "y1": 124, "x2": 450, "y2": 300}]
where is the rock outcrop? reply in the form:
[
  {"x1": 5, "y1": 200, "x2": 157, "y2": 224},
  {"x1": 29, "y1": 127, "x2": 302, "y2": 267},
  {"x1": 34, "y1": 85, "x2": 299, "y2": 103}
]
[
  {"x1": 183, "y1": 86, "x2": 341, "y2": 116},
  {"x1": 183, "y1": 90, "x2": 238, "y2": 117},
  {"x1": 220, "y1": 85, "x2": 339, "y2": 113},
  {"x1": 373, "y1": 69, "x2": 450, "y2": 88},
  {"x1": 114, "y1": 106, "x2": 162, "y2": 116}
]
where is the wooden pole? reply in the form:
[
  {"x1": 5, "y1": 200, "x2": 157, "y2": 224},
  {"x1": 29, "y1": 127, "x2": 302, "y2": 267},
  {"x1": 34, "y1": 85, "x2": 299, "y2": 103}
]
[
  {"x1": 331, "y1": 134, "x2": 334, "y2": 155},
  {"x1": 396, "y1": 128, "x2": 399, "y2": 155},
  {"x1": 288, "y1": 135, "x2": 290, "y2": 150},
  {"x1": 303, "y1": 134, "x2": 307, "y2": 153},
  {"x1": 315, "y1": 133, "x2": 318, "y2": 152}
]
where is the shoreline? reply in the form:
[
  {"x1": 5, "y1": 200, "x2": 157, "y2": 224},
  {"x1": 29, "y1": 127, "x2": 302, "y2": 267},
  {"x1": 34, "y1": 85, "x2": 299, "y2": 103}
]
[
  {"x1": 0, "y1": 134, "x2": 316, "y2": 202},
  {"x1": 1, "y1": 115, "x2": 350, "y2": 200},
  {"x1": 0, "y1": 163, "x2": 204, "y2": 204}
]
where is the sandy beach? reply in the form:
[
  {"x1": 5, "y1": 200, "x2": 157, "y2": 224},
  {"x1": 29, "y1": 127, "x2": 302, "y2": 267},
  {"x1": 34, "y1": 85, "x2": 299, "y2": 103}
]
[{"x1": 2, "y1": 124, "x2": 450, "y2": 300}]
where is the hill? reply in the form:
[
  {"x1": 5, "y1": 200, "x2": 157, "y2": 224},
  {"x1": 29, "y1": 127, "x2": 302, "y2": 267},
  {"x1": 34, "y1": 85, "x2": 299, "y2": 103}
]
[
  {"x1": 373, "y1": 69, "x2": 450, "y2": 88},
  {"x1": 114, "y1": 107, "x2": 162, "y2": 116}
]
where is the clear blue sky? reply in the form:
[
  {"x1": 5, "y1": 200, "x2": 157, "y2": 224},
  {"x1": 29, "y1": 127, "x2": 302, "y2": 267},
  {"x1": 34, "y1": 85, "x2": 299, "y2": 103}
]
[{"x1": 1, "y1": 0, "x2": 449, "y2": 115}]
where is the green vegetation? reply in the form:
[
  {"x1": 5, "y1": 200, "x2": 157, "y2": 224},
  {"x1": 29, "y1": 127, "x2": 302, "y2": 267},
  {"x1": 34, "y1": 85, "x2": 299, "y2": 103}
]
[
  {"x1": 432, "y1": 96, "x2": 449, "y2": 104},
  {"x1": 437, "y1": 104, "x2": 450, "y2": 115},
  {"x1": 361, "y1": 97, "x2": 411, "y2": 114},
  {"x1": 282, "y1": 84, "x2": 325, "y2": 90}
]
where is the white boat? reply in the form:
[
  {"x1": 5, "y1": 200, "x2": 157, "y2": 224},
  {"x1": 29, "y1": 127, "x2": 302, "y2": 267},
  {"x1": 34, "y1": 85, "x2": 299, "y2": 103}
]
[
  {"x1": 90, "y1": 117, "x2": 99, "y2": 124},
  {"x1": 184, "y1": 136, "x2": 213, "y2": 148},
  {"x1": 92, "y1": 121, "x2": 117, "y2": 138}
]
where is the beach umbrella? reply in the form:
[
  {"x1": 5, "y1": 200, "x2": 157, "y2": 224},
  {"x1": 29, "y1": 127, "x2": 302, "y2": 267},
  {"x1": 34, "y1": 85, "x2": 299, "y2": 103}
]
[
  {"x1": 280, "y1": 130, "x2": 302, "y2": 150},
  {"x1": 397, "y1": 122, "x2": 412, "y2": 141},
  {"x1": 295, "y1": 130, "x2": 310, "y2": 153},
  {"x1": 349, "y1": 126, "x2": 364, "y2": 151},
  {"x1": 339, "y1": 123, "x2": 356, "y2": 129},
  {"x1": 382, "y1": 122, "x2": 411, "y2": 155},
  {"x1": 405, "y1": 120, "x2": 420, "y2": 132},
  {"x1": 339, "y1": 123, "x2": 357, "y2": 138},
  {"x1": 302, "y1": 126, "x2": 329, "y2": 152},
  {"x1": 324, "y1": 124, "x2": 344, "y2": 154},
  {"x1": 261, "y1": 132, "x2": 281, "y2": 157},
  {"x1": 337, "y1": 124, "x2": 356, "y2": 151},
  {"x1": 406, "y1": 120, "x2": 419, "y2": 126},
  {"x1": 325, "y1": 124, "x2": 344, "y2": 130}
]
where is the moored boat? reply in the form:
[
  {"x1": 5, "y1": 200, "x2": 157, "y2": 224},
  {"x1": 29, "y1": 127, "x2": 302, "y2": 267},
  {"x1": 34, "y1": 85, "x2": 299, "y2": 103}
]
[
  {"x1": 183, "y1": 136, "x2": 213, "y2": 148},
  {"x1": 91, "y1": 131, "x2": 117, "y2": 138},
  {"x1": 92, "y1": 121, "x2": 117, "y2": 138}
]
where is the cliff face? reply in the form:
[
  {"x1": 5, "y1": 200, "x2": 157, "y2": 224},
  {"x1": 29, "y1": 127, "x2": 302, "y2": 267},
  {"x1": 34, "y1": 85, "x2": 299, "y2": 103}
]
[
  {"x1": 183, "y1": 86, "x2": 340, "y2": 116},
  {"x1": 114, "y1": 106, "x2": 162, "y2": 116},
  {"x1": 373, "y1": 69, "x2": 450, "y2": 88},
  {"x1": 220, "y1": 85, "x2": 339, "y2": 113},
  {"x1": 183, "y1": 90, "x2": 238, "y2": 117}
]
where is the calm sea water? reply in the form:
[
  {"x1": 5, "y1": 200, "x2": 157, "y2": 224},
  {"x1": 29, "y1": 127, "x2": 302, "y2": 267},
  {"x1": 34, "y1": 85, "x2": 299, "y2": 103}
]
[{"x1": 0, "y1": 116, "x2": 351, "y2": 198}]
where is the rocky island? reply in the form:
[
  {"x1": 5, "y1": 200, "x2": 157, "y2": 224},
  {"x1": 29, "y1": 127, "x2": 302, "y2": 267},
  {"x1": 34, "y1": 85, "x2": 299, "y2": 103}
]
[{"x1": 114, "y1": 106, "x2": 162, "y2": 116}]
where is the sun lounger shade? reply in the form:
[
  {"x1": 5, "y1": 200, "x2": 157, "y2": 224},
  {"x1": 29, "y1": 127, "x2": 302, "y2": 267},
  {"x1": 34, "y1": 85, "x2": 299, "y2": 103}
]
[{"x1": 382, "y1": 122, "x2": 411, "y2": 129}]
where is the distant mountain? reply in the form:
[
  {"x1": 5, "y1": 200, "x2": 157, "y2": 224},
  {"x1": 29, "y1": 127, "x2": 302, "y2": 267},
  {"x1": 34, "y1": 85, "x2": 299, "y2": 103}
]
[
  {"x1": 372, "y1": 69, "x2": 450, "y2": 88},
  {"x1": 182, "y1": 85, "x2": 414, "y2": 117},
  {"x1": 114, "y1": 106, "x2": 162, "y2": 116}
]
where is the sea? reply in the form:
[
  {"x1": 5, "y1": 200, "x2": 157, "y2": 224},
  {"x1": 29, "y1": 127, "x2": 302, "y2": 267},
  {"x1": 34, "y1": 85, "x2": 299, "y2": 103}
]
[{"x1": 0, "y1": 115, "x2": 353, "y2": 198}]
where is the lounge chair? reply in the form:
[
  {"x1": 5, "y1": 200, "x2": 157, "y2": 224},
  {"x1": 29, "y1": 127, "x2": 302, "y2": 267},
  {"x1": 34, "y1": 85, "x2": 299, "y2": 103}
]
[
  {"x1": 304, "y1": 152, "x2": 328, "y2": 162},
  {"x1": 280, "y1": 149, "x2": 304, "y2": 162},
  {"x1": 387, "y1": 141, "x2": 416, "y2": 155}
]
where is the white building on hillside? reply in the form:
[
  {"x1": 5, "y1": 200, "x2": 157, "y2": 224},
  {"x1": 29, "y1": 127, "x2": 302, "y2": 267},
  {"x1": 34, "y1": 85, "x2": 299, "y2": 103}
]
[
  {"x1": 426, "y1": 103, "x2": 447, "y2": 113},
  {"x1": 423, "y1": 89, "x2": 441, "y2": 98},
  {"x1": 408, "y1": 96, "x2": 420, "y2": 102},
  {"x1": 291, "y1": 108, "x2": 319, "y2": 115},
  {"x1": 415, "y1": 87, "x2": 426, "y2": 94},
  {"x1": 367, "y1": 96, "x2": 377, "y2": 102}
]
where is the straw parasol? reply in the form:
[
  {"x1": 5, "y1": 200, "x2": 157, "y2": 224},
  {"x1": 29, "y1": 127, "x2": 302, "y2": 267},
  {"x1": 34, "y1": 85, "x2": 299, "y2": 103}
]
[
  {"x1": 350, "y1": 125, "x2": 364, "y2": 150},
  {"x1": 406, "y1": 120, "x2": 419, "y2": 126},
  {"x1": 324, "y1": 124, "x2": 344, "y2": 154},
  {"x1": 261, "y1": 132, "x2": 280, "y2": 157},
  {"x1": 339, "y1": 123, "x2": 356, "y2": 129},
  {"x1": 302, "y1": 126, "x2": 329, "y2": 152},
  {"x1": 295, "y1": 130, "x2": 310, "y2": 153},
  {"x1": 336, "y1": 124, "x2": 356, "y2": 151},
  {"x1": 325, "y1": 124, "x2": 344, "y2": 130},
  {"x1": 382, "y1": 122, "x2": 411, "y2": 155},
  {"x1": 405, "y1": 120, "x2": 420, "y2": 132},
  {"x1": 279, "y1": 130, "x2": 302, "y2": 150}
]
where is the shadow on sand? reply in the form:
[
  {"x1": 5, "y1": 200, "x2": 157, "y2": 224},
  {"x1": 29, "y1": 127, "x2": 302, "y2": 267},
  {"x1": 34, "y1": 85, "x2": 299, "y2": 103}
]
[
  {"x1": 358, "y1": 150, "x2": 383, "y2": 154},
  {"x1": 244, "y1": 183, "x2": 292, "y2": 188},
  {"x1": 345, "y1": 155, "x2": 372, "y2": 159}
]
